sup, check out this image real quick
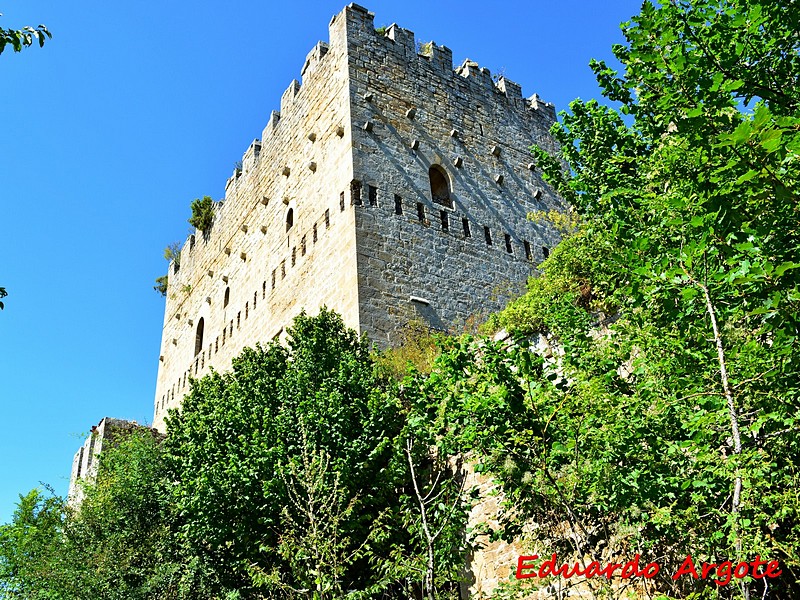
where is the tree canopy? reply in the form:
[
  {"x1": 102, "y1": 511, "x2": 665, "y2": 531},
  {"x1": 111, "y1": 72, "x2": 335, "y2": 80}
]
[{"x1": 478, "y1": 0, "x2": 800, "y2": 595}]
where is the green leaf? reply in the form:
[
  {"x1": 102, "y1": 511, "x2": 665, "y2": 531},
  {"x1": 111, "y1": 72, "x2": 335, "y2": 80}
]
[
  {"x1": 775, "y1": 262, "x2": 800, "y2": 277},
  {"x1": 736, "y1": 169, "x2": 759, "y2": 184}
]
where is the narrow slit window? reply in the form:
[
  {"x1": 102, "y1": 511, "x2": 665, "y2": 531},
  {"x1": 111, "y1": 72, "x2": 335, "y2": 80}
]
[
  {"x1": 351, "y1": 181, "x2": 362, "y2": 206},
  {"x1": 368, "y1": 185, "x2": 378, "y2": 206},
  {"x1": 542, "y1": 246, "x2": 550, "y2": 259},
  {"x1": 272, "y1": 269, "x2": 276, "y2": 289},
  {"x1": 484, "y1": 226, "x2": 492, "y2": 245},
  {"x1": 237, "y1": 312, "x2": 241, "y2": 328},
  {"x1": 301, "y1": 235, "x2": 307, "y2": 256},
  {"x1": 440, "y1": 210, "x2": 449, "y2": 232},
  {"x1": 291, "y1": 247, "x2": 296, "y2": 267},
  {"x1": 417, "y1": 202, "x2": 425, "y2": 222},
  {"x1": 340, "y1": 191, "x2": 346, "y2": 211},
  {"x1": 194, "y1": 318, "x2": 204, "y2": 357},
  {"x1": 313, "y1": 223, "x2": 318, "y2": 242},
  {"x1": 504, "y1": 233, "x2": 513, "y2": 254},
  {"x1": 281, "y1": 260, "x2": 286, "y2": 279},
  {"x1": 394, "y1": 194, "x2": 403, "y2": 215},
  {"x1": 325, "y1": 209, "x2": 330, "y2": 229},
  {"x1": 524, "y1": 240, "x2": 533, "y2": 261},
  {"x1": 286, "y1": 208, "x2": 294, "y2": 232},
  {"x1": 223, "y1": 287, "x2": 230, "y2": 308},
  {"x1": 262, "y1": 281, "x2": 266, "y2": 299},
  {"x1": 245, "y1": 302, "x2": 249, "y2": 319},
  {"x1": 462, "y1": 217, "x2": 471, "y2": 237}
]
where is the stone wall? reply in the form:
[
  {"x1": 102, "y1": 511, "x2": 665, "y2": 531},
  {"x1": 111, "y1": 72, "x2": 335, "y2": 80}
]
[
  {"x1": 153, "y1": 8, "x2": 360, "y2": 431},
  {"x1": 344, "y1": 4, "x2": 563, "y2": 343},
  {"x1": 67, "y1": 417, "x2": 148, "y2": 506}
]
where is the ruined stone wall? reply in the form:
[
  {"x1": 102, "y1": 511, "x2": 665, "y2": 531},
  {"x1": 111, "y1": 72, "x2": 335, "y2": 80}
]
[
  {"x1": 343, "y1": 4, "x2": 563, "y2": 343},
  {"x1": 153, "y1": 9, "x2": 360, "y2": 431},
  {"x1": 68, "y1": 417, "x2": 147, "y2": 506}
]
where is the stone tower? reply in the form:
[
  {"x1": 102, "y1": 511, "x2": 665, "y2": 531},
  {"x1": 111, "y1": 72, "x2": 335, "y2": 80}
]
[{"x1": 153, "y1": 3, "x2": 563, "y2": 431}]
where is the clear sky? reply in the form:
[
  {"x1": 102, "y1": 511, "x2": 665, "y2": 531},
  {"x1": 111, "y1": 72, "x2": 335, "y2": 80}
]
[{"x1": 0, "y1": 0, "x2": 643, "y2": 525}]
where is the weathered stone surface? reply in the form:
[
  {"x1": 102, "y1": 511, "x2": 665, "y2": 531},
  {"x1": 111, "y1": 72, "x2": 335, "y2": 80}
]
[{"x1": 67, "y1": 417, "x2": 158, "y2": 506}]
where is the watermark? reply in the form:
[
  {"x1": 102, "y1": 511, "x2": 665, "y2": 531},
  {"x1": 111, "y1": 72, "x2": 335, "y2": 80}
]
[{"x1": 516, "y1": 554, "x2": 782, "y2": 586}]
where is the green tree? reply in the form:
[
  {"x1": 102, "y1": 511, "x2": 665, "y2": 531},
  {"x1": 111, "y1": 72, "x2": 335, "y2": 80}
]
[
  {"x1": 0, "y1": 432, "x2": 186, "y2": 600},
  {"x1": 0, "y1": 488, "x2": 65, "y2": 597},
  {"x1": 484, "y1": 0, "x2": 800, "y2": 596},
  {"x1": 164, "y1": 309, "x2": 422, "y2": 597},
  {"x1": 65, "y1": 429, "x2": 182, "y2": 599},
  {"x1": 427, "y1": 0, "x2": 799, "y2": 597}
]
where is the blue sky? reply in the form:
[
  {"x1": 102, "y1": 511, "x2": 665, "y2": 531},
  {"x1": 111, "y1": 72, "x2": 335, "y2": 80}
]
[{"x1": 0, "y1": 0, "x2": 642, "y2": 524}]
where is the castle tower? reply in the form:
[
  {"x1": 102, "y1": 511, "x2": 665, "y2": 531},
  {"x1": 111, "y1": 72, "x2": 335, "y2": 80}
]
[{"x1": 153, "y1": 3, "x2": 563, "y2": 431}]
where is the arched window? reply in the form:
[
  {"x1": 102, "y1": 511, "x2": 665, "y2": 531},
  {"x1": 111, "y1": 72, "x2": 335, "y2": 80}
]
[
  {"x1": 194, "y1": 318, "x2": 204, "y2": 357},
  {"x1": 286, "y1": 208, "x2": 294, "y2": 232},
  {"x1": 223, "y1": 287, "x2": 230, "y2": 308},
  {"x1": 429, "y1": 165, "x2": 452, "y2": 207}
]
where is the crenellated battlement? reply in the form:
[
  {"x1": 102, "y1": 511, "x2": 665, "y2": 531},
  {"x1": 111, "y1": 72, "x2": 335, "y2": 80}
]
[{"x1": 210, "y1": 2, "x2": 556, "y2": 228}]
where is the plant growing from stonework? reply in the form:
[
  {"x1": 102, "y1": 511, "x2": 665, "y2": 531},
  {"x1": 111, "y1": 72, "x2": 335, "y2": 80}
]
[
  {"x1": 153, "y1": 275, "x2": 168, "y2": 296},
  {"x1": 154, "y1": 242, "x2": 182, "y2": 297},
  {"x1": 188, "y1": 195, "x2": 215, "y2": 231},
  {"x1": 164, "y1": 241, "x2": 181, "y2": 268},
  {"x1": 0, "y1": 286, "x2": 6, "y2": 310},
  {"x1": 376, "y1": 319, "x2": 441, "y2": 380}
]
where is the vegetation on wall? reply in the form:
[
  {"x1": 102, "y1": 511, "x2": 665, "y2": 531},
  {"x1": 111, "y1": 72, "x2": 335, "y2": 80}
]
[
  {"x1": 153, "y1": 242, "x2": 182, "y2": 297},
  {"x1": 478, "y1": 0, "x2": 799, "y2": 595},
  {"x1": 188, "y1": 196, "x2": 215, "y2": 232}
]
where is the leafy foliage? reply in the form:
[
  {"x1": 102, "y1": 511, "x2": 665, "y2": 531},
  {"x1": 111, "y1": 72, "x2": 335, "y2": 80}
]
[
  {"x1": 0, "y1": 432, "x2": 185, "y2": 599},
  {"x1": 477, "y1": 0, "x2": 800, "y2": 596},
  {"x1": 0, "y1": 488, "x2": 65, "y2": 597},
  {"x1": 163, "y1": 242, "x2": 181, "y2": 267},
  {"x1": 376, "y1": 319, "x2": 441, "y2": 380},
  {"x1": 154, "y1": 242, "x2": 182, "y2": 297},
  {"x1": 0, "y1": 311, "x2": 472, "y2": 599},
  {"x1": 0, "y1": 12, "x2": 51, "y2": 55},
  {"x1": 188, "y1": 196, "x2": 215, "y2": 231},
  {"x1": 163, "y1": 309, "x2": 467, "y2": 598},
  {"x1": 0, "y1": 286, "x2": 6, "y2": 310},
  {"x1": 153, "y1": 275, "x2": 168, "y2": 297}
]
